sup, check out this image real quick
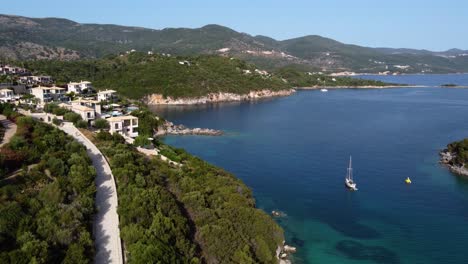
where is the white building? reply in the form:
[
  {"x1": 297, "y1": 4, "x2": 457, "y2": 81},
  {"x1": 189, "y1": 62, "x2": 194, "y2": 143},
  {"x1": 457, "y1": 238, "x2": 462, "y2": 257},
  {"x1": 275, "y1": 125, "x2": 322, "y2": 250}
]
[
  {"x1": 97, "y1": 89, "x2": 117, "y2": 102},
  {"x1": 67, "y1": 81, "x2": 93, "y2": 94},
  {"x1": 71, "y1": 98, "x2": 102, "y2": 117},
  {"x1": 30, "y1": 86, "x2": 67, "y2": 105},
  {"x1": 0, "y1": 88, "x2": 18, "y2": 103},
  {"x1": 19, "y1": 75, "x2": 53, "y2": 85},
  {"x1": 60, "y1": 103, "x2": 95, "y2": 122},
  {"x1": 107, "y1": 115, "x2": 139, "y2": 138},
  {"x1": 0, "y1": 65, "x2": 29, "y2": 75}
]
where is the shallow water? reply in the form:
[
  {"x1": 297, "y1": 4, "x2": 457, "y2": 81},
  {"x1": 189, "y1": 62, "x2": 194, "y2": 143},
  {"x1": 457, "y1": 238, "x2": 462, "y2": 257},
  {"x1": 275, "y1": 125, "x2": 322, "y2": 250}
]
[{"x1": 153, "y1": 74, "x2": 468, "y2": 264}]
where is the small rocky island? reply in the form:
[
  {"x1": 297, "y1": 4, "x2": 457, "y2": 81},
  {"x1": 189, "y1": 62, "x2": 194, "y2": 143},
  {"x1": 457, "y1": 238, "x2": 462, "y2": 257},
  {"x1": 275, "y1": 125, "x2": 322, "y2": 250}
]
[{"x1": 440, "y1": 139, "x2": 468, "y2": 176}]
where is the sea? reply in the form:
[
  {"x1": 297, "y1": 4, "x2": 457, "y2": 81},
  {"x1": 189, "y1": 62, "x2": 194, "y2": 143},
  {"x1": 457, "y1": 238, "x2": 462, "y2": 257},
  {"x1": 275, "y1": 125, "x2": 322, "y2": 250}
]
[{"x1": 151, "y1": 74, "x2": 468, "y2": 264}]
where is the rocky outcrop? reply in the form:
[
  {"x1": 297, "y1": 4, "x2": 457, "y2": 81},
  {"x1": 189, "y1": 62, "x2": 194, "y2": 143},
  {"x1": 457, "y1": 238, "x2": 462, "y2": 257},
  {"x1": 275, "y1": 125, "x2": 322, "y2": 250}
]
[
  {"x1": 156, "y1": 121, "x2": 223, "y2": 136},
  {"x1": 439, "y1": 150, "x2": 468, "y2": 176},
  {"x1": 144, "y1": 89, "x2": 295, "y2": 105}
]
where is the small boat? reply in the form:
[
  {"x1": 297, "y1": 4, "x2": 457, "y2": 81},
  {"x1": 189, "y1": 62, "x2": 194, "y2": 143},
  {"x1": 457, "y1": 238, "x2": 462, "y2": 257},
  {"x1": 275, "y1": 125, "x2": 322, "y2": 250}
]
[
  {"x1": 405, "y1": 177, "x2": 411, "y2": 184},
  {"x1": 321, "y1": 88, "x2": 328, "y2": 92},
  {"x1": 345, "y1": 156, "x2": 358, "y2": 191}
]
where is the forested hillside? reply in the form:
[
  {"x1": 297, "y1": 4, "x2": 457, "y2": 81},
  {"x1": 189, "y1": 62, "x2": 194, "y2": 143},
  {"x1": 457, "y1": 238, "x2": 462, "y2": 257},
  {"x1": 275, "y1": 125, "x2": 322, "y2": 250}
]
[
  {"x1": 94, "y1": 132, "x2": 284, "y2": 263},
  {"x1": 21, "y1": 53, "x2": 390, "y2": 99},
  {"x1": 0, "y1": 106, "x2": 96, "y2": 263},
  {"x1": 2, "y1": 14, "x2": 468, "y2": 73}
]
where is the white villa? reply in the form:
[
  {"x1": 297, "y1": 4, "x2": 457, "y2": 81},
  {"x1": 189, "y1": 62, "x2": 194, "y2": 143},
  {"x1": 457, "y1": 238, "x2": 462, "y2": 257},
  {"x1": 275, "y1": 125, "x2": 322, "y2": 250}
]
[
  {"x1": 30, "y1": 86, "x2": 67, "y2": 105},
  {"x1": 108, "y1": 115, "x2": 138, "y2": 138},
  {"x1": 97, "y1": 89, "x2": 117, "y2": 102},
  {"x1": 60, "y1": 103, "x2": 95, "y2": 122},
  {"x1": 19, "y1": 76, "x2": 53, "y2": 85},
  {"x1": 67, "y1": 81, "x2": 93, "y2": 94},
  {"x1": 0, "y1": 65, "x2": 29, "y2": 75},
  {"x1": 71, "y1": 98, "x2": 102, "y2": 117},
  {"x1": 0, "y1": 88, "x2": 18, "y2": 103}
]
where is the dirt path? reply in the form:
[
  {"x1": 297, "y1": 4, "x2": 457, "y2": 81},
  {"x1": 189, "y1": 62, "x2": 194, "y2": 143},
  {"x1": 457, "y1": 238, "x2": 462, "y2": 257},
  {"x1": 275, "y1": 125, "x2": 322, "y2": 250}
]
[{"x1": 0, "y1": 115, "x2": 17, "y2": 147}]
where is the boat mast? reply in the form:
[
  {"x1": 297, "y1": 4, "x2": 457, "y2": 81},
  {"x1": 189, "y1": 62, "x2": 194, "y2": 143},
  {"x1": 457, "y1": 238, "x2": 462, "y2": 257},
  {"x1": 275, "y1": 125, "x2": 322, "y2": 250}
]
[{"x1": 347, "y1": 156, "x2": 353, "y2": 181}]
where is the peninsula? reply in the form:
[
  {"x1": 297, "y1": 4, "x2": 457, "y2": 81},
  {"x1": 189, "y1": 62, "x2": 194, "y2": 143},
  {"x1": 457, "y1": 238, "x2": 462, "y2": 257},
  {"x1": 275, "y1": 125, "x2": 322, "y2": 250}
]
[
  {"x1": 440, "y1": 139, "x2": 468, "y2": 176},
  {"x1": 18, "y1": 53, "x2": 393, "y2": 105}
]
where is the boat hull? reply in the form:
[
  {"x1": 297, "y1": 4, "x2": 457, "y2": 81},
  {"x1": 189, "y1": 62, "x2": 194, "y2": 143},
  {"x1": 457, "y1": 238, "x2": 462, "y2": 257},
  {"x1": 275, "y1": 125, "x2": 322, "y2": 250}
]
[{"x1": 345, "y1": 179, "x2": 357, "y2": 191}]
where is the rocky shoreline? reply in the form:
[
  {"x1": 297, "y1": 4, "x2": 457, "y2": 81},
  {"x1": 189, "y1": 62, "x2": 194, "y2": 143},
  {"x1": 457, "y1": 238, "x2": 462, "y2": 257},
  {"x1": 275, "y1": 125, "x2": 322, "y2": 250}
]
[
  {"x1": 144, "y1": 89, "x2": 295, "y2": 105},
  {"x1": 156, "y1": 121, "x2": 223, "y2": 136},
  {"x1": 296, "y1": 85, "x2": 421, "y2": 90},
  {"x1": 439, "y1": 150, "x2": 468, "y2": 176}
]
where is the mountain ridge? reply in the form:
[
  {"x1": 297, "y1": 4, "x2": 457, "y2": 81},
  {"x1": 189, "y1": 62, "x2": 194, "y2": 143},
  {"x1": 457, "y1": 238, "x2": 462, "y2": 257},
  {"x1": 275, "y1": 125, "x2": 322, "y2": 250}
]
[{"x1": 1, "y1": 14, "x2": 468, "y2": 73}]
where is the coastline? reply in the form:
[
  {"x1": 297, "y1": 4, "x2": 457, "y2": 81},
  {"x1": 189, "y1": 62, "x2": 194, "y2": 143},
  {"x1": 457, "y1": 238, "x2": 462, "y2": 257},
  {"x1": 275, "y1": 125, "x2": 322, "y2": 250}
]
[
  {"x1": 439, "y1": 150, "x2": 468, "y2": 177},
  {"x1": 296, "y1": 85, "x2": 427, "y2": 90},
  {"x1": 144, "y1": 89, "x2": 295, "y2": 105},
  {"x1": 156, "y1": 121, "x2": 223, "y2": 136},
  {"x1": 143, "y1": 85, "x2": 440, "y2": 106}
]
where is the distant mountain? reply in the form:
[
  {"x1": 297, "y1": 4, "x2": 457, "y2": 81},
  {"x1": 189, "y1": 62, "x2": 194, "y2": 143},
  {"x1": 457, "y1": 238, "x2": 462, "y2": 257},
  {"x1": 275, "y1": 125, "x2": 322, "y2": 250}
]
[{"x1": 1, "y1": 14, "x2": 468, "y2": 73}]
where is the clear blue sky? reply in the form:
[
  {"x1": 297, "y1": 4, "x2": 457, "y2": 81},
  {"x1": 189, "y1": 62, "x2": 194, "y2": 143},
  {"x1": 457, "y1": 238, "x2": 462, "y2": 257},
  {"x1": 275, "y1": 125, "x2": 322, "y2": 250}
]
[{"x1": 2, "y1": 0, "x2": 466, "y2": 51}]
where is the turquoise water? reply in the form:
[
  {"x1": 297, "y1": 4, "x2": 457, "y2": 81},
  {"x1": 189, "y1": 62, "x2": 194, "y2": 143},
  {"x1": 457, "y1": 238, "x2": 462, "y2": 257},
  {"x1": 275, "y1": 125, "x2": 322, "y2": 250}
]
[{"x1": 153, "y1": 74, "x2": 468, "y2": 264}]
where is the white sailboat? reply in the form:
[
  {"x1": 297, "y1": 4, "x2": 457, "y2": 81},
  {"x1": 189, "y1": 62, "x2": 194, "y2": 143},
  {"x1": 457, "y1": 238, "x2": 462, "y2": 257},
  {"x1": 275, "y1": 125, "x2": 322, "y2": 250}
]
[
  {"x1": 320, "y1": 88, "x2": 328, "y2": 92},
  {"x1": 345, "y1": 156, "x2": 358, "y2": 191}
]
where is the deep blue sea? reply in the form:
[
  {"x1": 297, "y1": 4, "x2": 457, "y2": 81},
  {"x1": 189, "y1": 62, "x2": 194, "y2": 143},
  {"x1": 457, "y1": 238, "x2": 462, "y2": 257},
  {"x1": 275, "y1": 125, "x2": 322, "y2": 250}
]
[{"x1": 152, "y1": 74, "x2": 468, "y2": 264}]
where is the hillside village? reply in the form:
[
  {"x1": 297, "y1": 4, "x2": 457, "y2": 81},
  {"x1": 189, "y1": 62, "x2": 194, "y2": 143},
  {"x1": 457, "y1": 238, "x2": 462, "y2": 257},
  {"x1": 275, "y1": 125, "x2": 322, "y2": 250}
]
[{"x1": 0, "y1": 64, "x2": 140, "y2": 139}]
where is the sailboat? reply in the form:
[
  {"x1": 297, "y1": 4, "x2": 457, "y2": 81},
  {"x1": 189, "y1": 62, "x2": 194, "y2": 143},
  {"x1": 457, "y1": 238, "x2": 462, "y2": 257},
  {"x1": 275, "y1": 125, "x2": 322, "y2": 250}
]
[{"x1": 345, "y1": 156, "x2": 358, "y2": 191}]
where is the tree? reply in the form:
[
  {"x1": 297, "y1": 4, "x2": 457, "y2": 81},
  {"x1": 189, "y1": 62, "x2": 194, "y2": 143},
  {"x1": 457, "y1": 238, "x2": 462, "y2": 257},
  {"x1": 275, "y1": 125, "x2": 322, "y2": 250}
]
[
  {"x1": 93, "y1": 118, "x2": 109, "y2": 130},
  {"x1": 52, "y1": 118, "x2": 62, "y2": 126},
  {"x1": 75, "y1": 120, "x2": 88, "y2": 128},
  {"x1": 63, "y1": 112, "x2": 82, "y2": 123},
  {"x1": 133, "y1": 135, "x2": 152, "y2": 147}
]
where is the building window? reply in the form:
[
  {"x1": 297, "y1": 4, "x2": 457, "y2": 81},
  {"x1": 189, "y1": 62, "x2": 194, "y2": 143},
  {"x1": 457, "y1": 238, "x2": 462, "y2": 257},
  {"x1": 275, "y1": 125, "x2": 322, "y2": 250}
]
[{"x1": 115, "y1": 123, "x2": 119, "y2": 130}]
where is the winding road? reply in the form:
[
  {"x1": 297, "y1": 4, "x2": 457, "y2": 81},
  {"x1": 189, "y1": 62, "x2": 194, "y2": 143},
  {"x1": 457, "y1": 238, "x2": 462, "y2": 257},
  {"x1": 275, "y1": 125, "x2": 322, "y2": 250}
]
[
  {"x1": 58, "y1": 122, "x2": 123, "y2": 264},
  {"x1": 20, "y1": 109, "x2": 123, "y2": 264}
]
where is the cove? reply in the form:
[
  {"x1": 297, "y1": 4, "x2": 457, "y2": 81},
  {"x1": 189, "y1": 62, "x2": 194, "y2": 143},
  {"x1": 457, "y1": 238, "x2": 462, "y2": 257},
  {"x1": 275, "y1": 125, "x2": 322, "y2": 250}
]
[{"x1": 151, "y1": 74, "x2": 468, "y2": 264}]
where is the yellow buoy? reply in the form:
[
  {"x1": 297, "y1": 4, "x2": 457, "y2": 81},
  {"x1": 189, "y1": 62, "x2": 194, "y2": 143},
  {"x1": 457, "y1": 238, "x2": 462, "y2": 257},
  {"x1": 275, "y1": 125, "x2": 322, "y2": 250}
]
[{"x1": 405, "y1": 177, "x2": 412, "y2": 184}]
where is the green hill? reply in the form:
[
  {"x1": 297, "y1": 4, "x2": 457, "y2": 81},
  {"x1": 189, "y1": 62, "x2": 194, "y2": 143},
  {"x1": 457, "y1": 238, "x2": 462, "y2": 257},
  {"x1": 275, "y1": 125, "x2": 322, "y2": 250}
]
[
  {"x1": 1, "y1": 14, "x2": 468, "y2": 73},
  {"x1": 21, "y1": 53, "x2": 390, "y2": 99}
]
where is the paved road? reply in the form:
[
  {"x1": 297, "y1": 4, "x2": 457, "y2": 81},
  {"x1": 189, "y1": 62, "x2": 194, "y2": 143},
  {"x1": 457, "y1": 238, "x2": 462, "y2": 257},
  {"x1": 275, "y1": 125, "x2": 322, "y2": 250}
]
[
  {"x1": 0, "y1": 114, "x2": 17, "y2": 147},
  {"x1": 58, "y1": 122, "x2": 123, "y2": 264}
]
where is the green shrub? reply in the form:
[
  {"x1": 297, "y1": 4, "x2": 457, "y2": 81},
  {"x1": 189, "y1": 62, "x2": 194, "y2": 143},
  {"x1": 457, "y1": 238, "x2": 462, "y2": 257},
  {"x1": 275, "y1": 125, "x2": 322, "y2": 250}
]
[
  {"x1": 63, "y1": 112, "x2": 82, "y2": 123},
  {"x1": 93, "y1": 118, "x2": 109, "y2": 130},
  {"x1": 75, "y1": 120, "x2": 88, "y2": 128},
  {"x1": 52, "y1": 118, "x2": 62, "y2": 126},
  {"x1": 133, "y1": 135, "x2": 152, "y2": 147}
]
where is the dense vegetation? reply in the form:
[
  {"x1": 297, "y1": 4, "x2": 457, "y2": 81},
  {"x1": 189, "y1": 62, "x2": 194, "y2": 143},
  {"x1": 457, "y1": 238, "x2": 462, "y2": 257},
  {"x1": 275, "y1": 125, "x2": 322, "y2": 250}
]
[
  {"x1": 21, "y1": 53, "x2": 394, "y2": 100},
  {"x1": 275, "y1": 66, "x2": 392, "y2": 87},
  {"x1": 0, "y1": 121, "x2": 4, "y2": 143},
  {"x1": 94, "y1": 132, "x2": 283, "y2": 263},
  {"x1": 3, "y1": 14, "x2": 468, "y2": 73},
  {"x1": 446, "y1": 139, "x2": 468, "y2": 166},
  {"x1": 2, "y1": 14, "x2": 468, "y2": 73},
  {"x1": 0, "y1": 108, "x2": 96, "y2": 263},
  {"x1": 23, "y1": 53, "x2": 290, "y2": 99}
]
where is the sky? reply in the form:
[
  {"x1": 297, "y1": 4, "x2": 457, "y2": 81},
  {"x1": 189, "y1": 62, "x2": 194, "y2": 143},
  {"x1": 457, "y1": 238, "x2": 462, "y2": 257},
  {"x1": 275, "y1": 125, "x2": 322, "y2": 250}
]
[{"x1": 2, "y1": 0, "x2": 467, "y2": 51}]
